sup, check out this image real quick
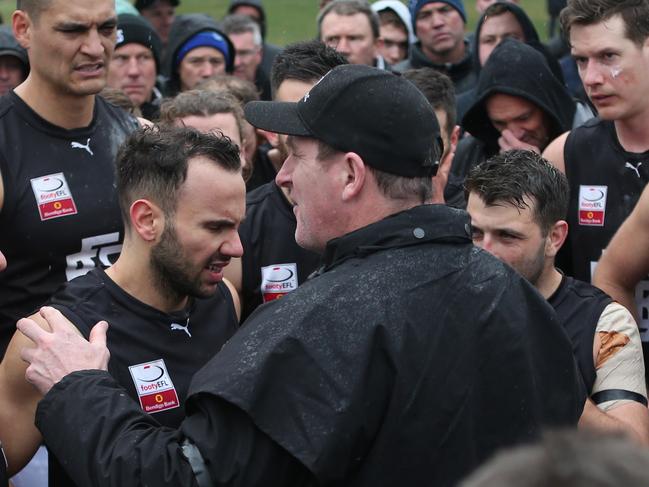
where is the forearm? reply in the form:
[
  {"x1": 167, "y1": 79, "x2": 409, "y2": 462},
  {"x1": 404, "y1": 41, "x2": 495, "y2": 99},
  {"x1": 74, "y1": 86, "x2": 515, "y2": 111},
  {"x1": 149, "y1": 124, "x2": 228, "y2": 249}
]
[
  {"x1": 36, "y1": 370, "x2": 198, "y2": 487},
  {"x1": 579, "y1": 399, "x2": 649, "y2": 445}
]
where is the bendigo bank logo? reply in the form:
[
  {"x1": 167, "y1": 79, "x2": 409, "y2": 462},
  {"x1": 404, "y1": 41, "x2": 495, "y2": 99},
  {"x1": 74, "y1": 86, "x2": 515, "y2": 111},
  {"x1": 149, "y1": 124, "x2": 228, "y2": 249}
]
[
  {"x1": 30, "y1": 172, "x2": 78, "y2": 221},
  {"x1": 261, "y1": 263, "x2": 299, "y2": 303},
  {"x1": 578, "y1": 185, "x2": 607, "y2": 227},
  {"x1": 128, "y1": 359, "x2": 180, "y2": 414}
]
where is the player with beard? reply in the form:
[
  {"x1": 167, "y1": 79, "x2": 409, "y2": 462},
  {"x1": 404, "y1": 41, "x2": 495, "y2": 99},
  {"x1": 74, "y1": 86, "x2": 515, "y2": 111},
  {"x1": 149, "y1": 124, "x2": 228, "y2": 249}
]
[
  {"x1": 466, "y1": 150, "x2": 649, "y2": 444},
  {"x1": 0, "y1": 126, "x2": 244, "y2": 485}
]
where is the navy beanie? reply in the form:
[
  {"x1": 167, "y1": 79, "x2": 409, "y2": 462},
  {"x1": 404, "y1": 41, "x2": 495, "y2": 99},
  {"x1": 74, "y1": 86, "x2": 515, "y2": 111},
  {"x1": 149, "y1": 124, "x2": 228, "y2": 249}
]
[{"x1": 409, "y1": 0, "x2": 467, "y2": 24}]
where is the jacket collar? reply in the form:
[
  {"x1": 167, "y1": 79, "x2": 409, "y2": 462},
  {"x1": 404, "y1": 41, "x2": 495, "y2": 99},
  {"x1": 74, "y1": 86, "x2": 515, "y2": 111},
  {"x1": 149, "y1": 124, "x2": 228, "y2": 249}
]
[{"x1": 320, "y1": 204, "x2": 472, "y2": 272}]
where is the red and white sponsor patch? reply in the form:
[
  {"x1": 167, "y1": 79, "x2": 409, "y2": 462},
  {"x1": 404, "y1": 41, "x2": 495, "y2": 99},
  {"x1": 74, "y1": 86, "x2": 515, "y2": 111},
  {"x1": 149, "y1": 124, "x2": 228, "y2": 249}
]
[
  {"x1": 128, "y1": 359, "x2": 180, "y2": 414},
  {"x1": 578, "y1": 185, "x2": 608, "y2": 227},
  {"x1": 261, "y1": 263, "x2": 298, "y2": 303},
  {"x1": 30, "y1": 173, "x2": 78, "y2": 221}
]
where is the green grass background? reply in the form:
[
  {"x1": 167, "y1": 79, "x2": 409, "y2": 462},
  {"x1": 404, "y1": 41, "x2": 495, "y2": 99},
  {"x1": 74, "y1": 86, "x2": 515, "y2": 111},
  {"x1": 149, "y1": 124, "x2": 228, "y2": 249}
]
[{"x1": 0, "y1": 0, "x2": 553, "y2": 45}]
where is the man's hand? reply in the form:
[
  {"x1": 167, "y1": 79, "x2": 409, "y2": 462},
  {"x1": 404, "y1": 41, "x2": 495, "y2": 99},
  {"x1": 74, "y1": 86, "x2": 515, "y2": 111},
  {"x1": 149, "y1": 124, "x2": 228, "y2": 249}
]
[
  {"x1": 498, "y1": 129, "x2": 541, "y2": 154},
  {"x1": 17, "y1": 307, "x2": 110, "y2": 396}
]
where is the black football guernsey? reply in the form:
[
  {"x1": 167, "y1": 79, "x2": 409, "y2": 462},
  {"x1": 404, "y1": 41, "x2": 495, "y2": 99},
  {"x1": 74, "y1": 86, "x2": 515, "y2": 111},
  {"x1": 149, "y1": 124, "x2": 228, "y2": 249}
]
[
  {"x1": 47, "y1": 267, "x2": 239, "y2": 486},
  {"x1": 562, "y1": 117, "x2": 649, "y2": 361},
  {"x1": 0, "y1": 92, "x2": 137, "y2": 359},
  {"x1": 240, "y1": 181, "x2": 321, "y2": 321},
  {"x1": 548, "y1": 275, "x2": 611, "y2": 394}
]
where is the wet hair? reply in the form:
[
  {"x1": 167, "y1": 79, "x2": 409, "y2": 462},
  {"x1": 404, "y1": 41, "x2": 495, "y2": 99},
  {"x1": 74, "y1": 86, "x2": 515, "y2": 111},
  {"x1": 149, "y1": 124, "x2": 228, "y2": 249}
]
[
  {"x1": 196, "y1": 74, "x2": 260, "y2": 104},
  {"x1": 317, "y1": 0, "x2": 380, "y2": 40},
  {"x1": 270, "y1": 40, "x2": 347, "y2": 94},
  {"x1": 158, "y1": 89, "x2": 245, "y2": 144},
  {"x1": 317, "y1": 140, "x2": 434, "y2": 204},
  {"x1": 116, "y1": 126, "x2": 241, "y2": 226},
  {"x1": 461, "y1": 430, "x2": 649, "y2": 487},
  {"x1": 16, "y1": 0, "x2": 51, "y2": 21},
  {"x1": 465, "y1": 149, "x2": 569, "y2": 234},
  {"x1": 402, "y1": 68, "x2": 456, "y2": 139},
  {"x1": 220, "y1": 14, "x2": 262, "y2": 47},
  {"x1": 560, "y1": 0, "x2": 649, "y2": 46}
]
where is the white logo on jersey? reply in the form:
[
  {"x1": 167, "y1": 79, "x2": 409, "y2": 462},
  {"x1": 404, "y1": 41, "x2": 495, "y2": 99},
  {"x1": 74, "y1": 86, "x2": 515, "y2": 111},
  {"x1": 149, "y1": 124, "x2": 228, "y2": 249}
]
[
  {"x1": 170, "y1": 321, "x2": 191, "y2": 338},
  {"x1": 30, "y1": 172, "x2": 78, "y2": 221},
  {"x1": 65, "y1": 233, "x2": 122, "y2": 281},
  {"x1": 128, "y1": 359, "x2": 180, "y2": 414},
  {"x1": 71, "y1": 138, "x2": 94, "y2": 156},
  {"x1": 625, "y1": 161, "x2": 643, "y2": 178}
]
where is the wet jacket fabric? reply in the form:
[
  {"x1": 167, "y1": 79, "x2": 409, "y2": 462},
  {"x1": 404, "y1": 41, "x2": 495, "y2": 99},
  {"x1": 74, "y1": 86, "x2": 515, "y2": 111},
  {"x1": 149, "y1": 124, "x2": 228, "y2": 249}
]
[
  {"x1": 394, "y1": 40, "x2": 477, "y2": 94},
  {"x1": 35, "y1": 204, "x2": 584, "y2": 487},
  {"x1": 162, "y1": 14, "x2": 234, "y2": 96}
]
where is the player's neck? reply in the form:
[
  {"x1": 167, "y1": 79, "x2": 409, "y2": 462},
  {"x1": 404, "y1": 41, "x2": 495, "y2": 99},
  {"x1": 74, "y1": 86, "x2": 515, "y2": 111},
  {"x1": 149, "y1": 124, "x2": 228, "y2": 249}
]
[
  {"x1": 536, "y1": 266, "x2": 563, "y2": 300},
  {"x1": 14, "y1": 76, "x2": 96, "y2": 130},
  {"x1": 614, "y1": 109, "x2": 649, "y2": 153},
  {"x1": 107, "y1": 245, "x2": 190, "y2": 314}
]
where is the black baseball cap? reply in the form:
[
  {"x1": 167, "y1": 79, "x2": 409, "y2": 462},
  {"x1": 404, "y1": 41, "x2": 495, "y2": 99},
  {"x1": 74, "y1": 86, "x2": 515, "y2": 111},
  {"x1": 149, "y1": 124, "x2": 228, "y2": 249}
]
[
  {"x1": 135, "y1": 0, "x2": 180, "y2": 10},
  {"x1": 244, "y1": 64, "x2": 441, "y2": 177}
]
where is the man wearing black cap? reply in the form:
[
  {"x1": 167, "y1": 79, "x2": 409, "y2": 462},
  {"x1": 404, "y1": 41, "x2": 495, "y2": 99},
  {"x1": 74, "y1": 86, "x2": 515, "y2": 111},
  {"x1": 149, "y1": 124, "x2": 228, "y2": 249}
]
[
  {"x1": 135, "y1": 0, "x2": 179, "y2": 46},
  {"x1": 17, "y1": 65, "x2": 584, "y2": 487},
  {"x1": 107, "y1": 14, "x2": 163, "y2": 119}
]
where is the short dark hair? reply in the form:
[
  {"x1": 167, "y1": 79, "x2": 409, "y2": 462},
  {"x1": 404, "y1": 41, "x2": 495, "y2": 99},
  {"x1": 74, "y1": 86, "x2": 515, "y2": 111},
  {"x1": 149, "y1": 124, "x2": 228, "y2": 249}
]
[
  {"x1": 16, "y1": 0, "x2": 51, "y2": 21},
  {"x1": 116, "y1": 126, "x2": 241, "y2": 227},
  {"x1": 317, "y1": 0, "x2": 380, "y2": 40},
  {"x1": 483, "y1": 2, "x2": 516, "y2": 19},
  {"x1": 560, "y1": 0, "x2": 649, "y2": 46},
  {"x1": 377, "y1": 9, "x2": 407, "y2": 32},
  {"x1": 402, "y1": 68, "x2": 456, "y2": 139},
  {"x1": 465, "y1": 150, "x2": 569, "y2": 234},
  {"x1": 270, "y1": 40, "x2": 347, "y2": 94},
  {"x1": 317, "y1": 140, "x2": 433, "y2": 203},
  {"x1": 461, "y1": 430, "x2": 649, "y2": 487},
  {"x1": 158, "y1": 89, "x2": 245, "y2": 143}
]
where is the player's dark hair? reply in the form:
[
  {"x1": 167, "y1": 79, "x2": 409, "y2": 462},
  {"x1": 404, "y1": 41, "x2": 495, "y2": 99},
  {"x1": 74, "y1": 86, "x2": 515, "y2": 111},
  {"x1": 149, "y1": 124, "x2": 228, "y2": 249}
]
[
  {"x1": 270, "y1": 40, "x2": 347, "y2": 95},
  {"x1": 377, "y1": 9, "x2": 407, "y2": 32},
  {"x1": 16, "y1": 0, "x2": 51, "y2": 20},
  {"x1": 465, "y1": 149, "x2": 569, "y2": 235},
  {"x1": 561, "y1": 0, "x2": 649, "y2": 46},
  {"x1": 116, "y1": 126, "x2": 241, "y2": 227},
  {"x1": 402, "y1": 68, "x2": 456, "y2": 139}
]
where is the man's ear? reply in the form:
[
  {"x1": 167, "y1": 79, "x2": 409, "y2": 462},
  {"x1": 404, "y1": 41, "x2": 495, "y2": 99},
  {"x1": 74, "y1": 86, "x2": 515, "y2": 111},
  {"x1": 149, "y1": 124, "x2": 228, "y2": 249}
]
[
  {"x1": 12, "y1": 10, "x2": 31, "y2": 49},
  {"x1": 546, "y1": 220, "x2": 568, "y2": 258},
  {"x1": 257, "y1": 128, "x2": 279, "y2": 148},
  {"x1": 341, "y1": 152, "x2": 367, "y2": 202},
  {"x1": 130, "y1": 199, "x2": 165, "y2": 242}
]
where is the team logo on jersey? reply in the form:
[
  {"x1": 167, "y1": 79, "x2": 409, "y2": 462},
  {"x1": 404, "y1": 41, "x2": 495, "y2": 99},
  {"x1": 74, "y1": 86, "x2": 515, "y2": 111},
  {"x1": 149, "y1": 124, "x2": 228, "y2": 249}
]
[
  {"x1": 261, "y1": 263, "x2": 298, "y2": 303},
  {"x1": 30, "y1": 172, "x2": 78, "y2": 221},
  {"x1": 578, "y1": 185, "x2": 608, "y2": 226},
  {"x1": 128, "y1": 359, "x2": 180, "y2": 414}
]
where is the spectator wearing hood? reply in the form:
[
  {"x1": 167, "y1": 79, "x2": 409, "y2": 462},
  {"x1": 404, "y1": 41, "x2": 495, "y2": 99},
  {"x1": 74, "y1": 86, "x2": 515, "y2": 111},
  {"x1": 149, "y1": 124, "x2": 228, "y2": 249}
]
[
  {"x1": 456, "y1": 1, "x2": 565, "y2": 124},
  {"x1": 162, "y1": 14, "x2": 235, "y2": 97},
  {"x1": 107, "y1": 14, "x2": 163, "y2": 120},
  {"x1": 445, "y1": 39, "x2": 593, "y2": 208},
  {"x1": 475, "y1": 0, "x2": 519, "y2": 13},
  {"x1": 394, "y1": 0, "x2": 476, "y2": 95},
  {"x1": 135, "y1": 0, "x2": 178, "y2": 46},
  {"x1": 0, "y1": 26, "x2": 28, "y2": 97},
  {"x1": 371, "y1": 0, "x2": 416, "y2": 66},
  {"x1": 227, "y1": 1, "x2": 282, "y2": 98}
]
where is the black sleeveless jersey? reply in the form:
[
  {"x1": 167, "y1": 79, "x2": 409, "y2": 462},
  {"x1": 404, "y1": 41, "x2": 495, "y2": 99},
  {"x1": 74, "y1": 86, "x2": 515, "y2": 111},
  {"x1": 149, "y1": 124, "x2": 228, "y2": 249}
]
[
  {"x1": 0, "y1": 92, "x2": 138, "y2": 359},
  {"x1": 240, "y1": 182, "x2": 321, "y2": 321},
  {"x1": 548, "y1": 275, "x2": 611, "y2": 394},
  {"x1": 562, "y1": 117, "x2": 649, "y2": 346},
  {"x1": 47, "y1": 267, "x2": 239, "y2": 486}
]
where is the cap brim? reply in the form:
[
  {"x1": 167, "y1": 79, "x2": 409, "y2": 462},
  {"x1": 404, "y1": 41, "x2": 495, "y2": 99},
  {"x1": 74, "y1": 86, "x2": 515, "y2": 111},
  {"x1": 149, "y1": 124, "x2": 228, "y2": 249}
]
[{"x1": 244, "y1": 101, "x2": 313, "y2": 136}]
